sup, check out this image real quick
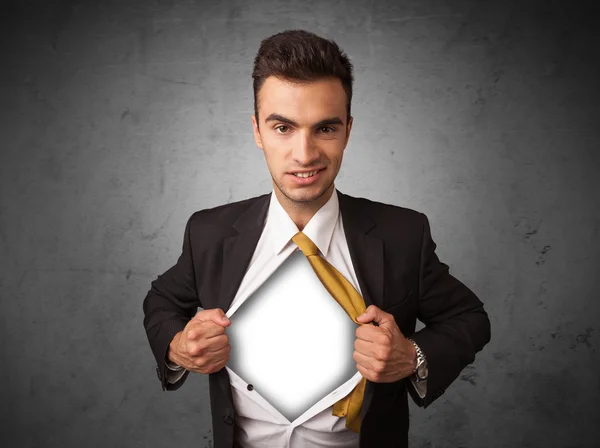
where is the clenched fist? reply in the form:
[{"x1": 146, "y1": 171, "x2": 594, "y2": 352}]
[{"x1": 167, "y1": 308, "x2": 231, "y2": 375}]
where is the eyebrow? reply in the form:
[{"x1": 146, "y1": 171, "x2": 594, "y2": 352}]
[{"x1": 264, "y1": 113, "x2": 344, "y2": 128}]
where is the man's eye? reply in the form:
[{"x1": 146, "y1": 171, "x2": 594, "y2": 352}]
[{"x1": 275, "y1": 125, "x2": 335, "y2": 134}]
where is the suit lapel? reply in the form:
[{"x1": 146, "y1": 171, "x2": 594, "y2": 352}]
[
  {"x1": 217, "y1": 192, "x2": 271, "y2": 314},
  {"x1": 337, "y1": 189, "x2": 384, "y2": 310}
]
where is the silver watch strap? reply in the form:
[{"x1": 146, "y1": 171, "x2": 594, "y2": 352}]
[{"x1": 407, "y1": 338, "x2": 426, "y2": 379}]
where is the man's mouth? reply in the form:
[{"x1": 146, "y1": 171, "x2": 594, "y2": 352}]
[{"x1": 291, "y1": 169, "x2": 323, "y2": 178}]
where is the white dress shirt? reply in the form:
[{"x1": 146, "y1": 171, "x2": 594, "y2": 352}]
[{"x1": 166, "y1": 188, "x2": 427, "y2": 447}]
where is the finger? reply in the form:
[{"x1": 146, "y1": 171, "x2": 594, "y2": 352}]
[
  {"x1": 356, "y1": 362, "x2": 380, "y2": 383},
  {"x1": 357, "y1": 362, "x2": 391, "y2": 383},
  {"x1": 355, "y1": 323, "x2": 384, "y2": 343},
  {"x1": 355, "y1": 305, "x2": 378, "y2": 322},
  {"x1": 187, "y1": 335, "x2": 229, "y2": 361},
  {"x1": 189, "y1": 333, "x2": 229, "y2": 353},
  {"x1": 356, "y1": 305, "x2": 394, "y2": 327},
  {"x1": 203, "y1": 353, "x2": 230, "y2": 374},
  {"x1": 353, "y1": 349, "x2": 385, "y2": 373},
  {"x1": 193, "y1": 308, "x2": 231, "y2": 326},
  {"x1": 354, "y1": 338, "x2": 378, "y2": 358},
  {"x1": 206, "y1": 334, "x2": 230, "y2": 353},
  {"x1": 199, "y1": 339, "x2": 231, "y2": 359},
  {"x1": 193, "y1": 344, "x2": 230, "y2": 369},
  {"x1": 187, "y1": 321, "x2": 226, "y2": 340},
  {"x1": 211, "y1": 345, "x2": 231, "y2": 363},
  {"x1": 355, "y1": 337, "x2": 392, "y2": 363}
]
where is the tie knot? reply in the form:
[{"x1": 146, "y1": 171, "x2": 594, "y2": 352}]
[{"x1": 292, "y1": 231, "x2": 320, "y2": 256}]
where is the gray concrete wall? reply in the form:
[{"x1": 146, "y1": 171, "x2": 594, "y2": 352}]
[{"x1": 1, "y1": 0, "x2": 598, "y2": 447}]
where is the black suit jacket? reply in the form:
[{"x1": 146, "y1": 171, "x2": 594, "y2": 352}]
[{"x1": 143, "y1": 189, "x2": 491, "y2": 448}]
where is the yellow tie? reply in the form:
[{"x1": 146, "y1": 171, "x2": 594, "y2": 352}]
[{"x1": 291, "y1": 231, "x2": 369, "y2": 433}]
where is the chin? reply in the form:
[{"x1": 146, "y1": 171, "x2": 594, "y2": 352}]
[
  {"x1": 283, "y1": 185, "x2": 330, "y2": 204},
  {"x1": 290, "y1": 192, "x2": 323, "y2": 203}
]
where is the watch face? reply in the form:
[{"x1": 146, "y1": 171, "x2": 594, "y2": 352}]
[{"x1": 417, "y1": 363, "x2": 428, "y2": 380}]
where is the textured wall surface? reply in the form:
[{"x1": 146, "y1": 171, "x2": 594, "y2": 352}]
[{"x1": 1, "y1": 0, "x2": 599, "y2": 447}]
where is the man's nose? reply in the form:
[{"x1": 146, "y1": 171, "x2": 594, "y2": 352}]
[{"x1": 292, "y1": 131, "x2": 319, "y2": 164}]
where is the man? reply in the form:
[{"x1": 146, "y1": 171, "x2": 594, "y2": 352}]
[{"x1": 143, "y1": 29, "x2": 491, "y2": 448}]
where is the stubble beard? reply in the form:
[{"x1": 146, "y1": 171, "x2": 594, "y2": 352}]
[{"x1": 273, "y1": 175, "x2": 334, "y2": 207}]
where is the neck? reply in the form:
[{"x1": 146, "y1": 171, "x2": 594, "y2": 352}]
[{"x1": 273, "y1": 183, "x2": 335, "y2": 231}]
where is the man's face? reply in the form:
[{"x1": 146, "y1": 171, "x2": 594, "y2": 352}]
[{"x1": 251, "y1": 76, "x2": 353, "y2": 205}]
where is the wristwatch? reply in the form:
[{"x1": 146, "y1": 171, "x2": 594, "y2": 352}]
[
  {"x1": 165, "y1": 351, "x2": 184, "y2": 371},
  {"x1": 407, "y1": 338, "x2": 428, "y2": 382},
  {"x1": 165, "y1": 359, "x2": 184, "y2": 371}
]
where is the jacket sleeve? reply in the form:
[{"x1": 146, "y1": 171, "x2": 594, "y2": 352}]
[
  {"x1": 407, "y1": 213, "x2": 491, "y2": 408},
  {"x1": 142, "y1": 213, "x2": 201, "y2": 391}
]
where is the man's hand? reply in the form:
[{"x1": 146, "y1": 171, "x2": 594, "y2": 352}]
[
  {"x1": 354, "y1": 305, "x2": 417, "y2": 383},
  {"x1": 168, "y1": 308, "x2": 231, "y2": 375}
]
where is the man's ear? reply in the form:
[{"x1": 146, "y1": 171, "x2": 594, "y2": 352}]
[{"x1": 251, "y1": 114, "x2": 263, "y2": 150}]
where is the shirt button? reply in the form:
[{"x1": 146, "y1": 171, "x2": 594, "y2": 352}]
[
  {"x1": 223, "y1": 415, "x2": 233, "y2": 425},
  {"x1": 247, "y1": 384, "x2": 254, "y2": 391}
]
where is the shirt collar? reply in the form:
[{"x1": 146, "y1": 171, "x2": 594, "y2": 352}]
[{"x1": 266, "y1": 188, "x2": 340, "y2": 257}]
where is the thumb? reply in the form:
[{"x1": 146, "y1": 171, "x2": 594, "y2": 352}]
[
  {"x1": 356, "y1": 305, "x2": 392, "y2": 327},
  {"x1": 193, "y1": 308, "x2": 230, "y2": 326}
]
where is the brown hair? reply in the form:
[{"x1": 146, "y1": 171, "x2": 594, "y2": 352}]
[{"x1": 252, "y1": 29, "x2": 354, "y2": 129}]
